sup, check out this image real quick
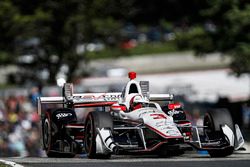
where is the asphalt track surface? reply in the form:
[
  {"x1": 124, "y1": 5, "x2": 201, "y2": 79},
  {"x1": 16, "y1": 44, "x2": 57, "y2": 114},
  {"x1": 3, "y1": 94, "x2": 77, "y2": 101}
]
[{"x1": 2, "y1": 151, "x2": 250, "y2": 167}]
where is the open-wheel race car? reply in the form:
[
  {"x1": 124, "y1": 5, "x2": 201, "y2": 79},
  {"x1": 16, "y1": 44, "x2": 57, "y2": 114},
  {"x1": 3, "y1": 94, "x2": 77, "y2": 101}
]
[{"x1": 37, "y1": 72, "x2": 245, "y2": 158}]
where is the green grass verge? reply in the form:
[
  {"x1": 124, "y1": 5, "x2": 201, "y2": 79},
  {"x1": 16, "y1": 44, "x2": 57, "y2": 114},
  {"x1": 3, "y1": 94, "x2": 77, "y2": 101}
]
[
  {"x1": 0, "y1": 84, "x2": 15, "y2": 89},
  {"x1": 86, "y1": 47, "x2": 124, "y2": 59},
  {"x1": 0, "y1": 163, "x2": 11, "y2": 167},
  {"x1": 128, "y1": 41, "x2": 178, "y2": 55},
  {"x1": 86, "y1": 41, "x2": 179, "y2": 60}
]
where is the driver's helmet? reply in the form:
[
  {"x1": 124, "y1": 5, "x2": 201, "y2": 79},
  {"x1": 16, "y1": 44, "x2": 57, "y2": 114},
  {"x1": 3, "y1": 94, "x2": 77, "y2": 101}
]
[{"x1": 130, "y1": 95, "x2": 147, "y2": 111}]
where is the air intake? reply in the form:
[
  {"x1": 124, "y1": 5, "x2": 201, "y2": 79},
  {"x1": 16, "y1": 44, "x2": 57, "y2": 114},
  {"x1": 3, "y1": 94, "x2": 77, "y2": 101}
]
[{"x1": 140, "y1": 81, "x2": 149, "y2": 99}]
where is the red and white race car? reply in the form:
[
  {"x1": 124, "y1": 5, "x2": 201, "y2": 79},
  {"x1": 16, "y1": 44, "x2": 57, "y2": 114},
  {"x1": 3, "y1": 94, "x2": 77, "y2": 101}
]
[{"x1": 38, "y1": 72, "x2": 245, "y2": 158}]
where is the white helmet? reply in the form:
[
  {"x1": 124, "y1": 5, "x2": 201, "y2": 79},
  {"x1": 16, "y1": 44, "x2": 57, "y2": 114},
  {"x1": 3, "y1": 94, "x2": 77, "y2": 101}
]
[{"x1": 130, "y1": 95, "x2": 147, "y2": 111}]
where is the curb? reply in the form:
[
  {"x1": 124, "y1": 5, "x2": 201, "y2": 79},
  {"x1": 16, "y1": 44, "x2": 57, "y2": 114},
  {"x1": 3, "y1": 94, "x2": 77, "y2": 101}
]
[{"x1": 0, "y1": 160, "x2": 23, "y2": 167}]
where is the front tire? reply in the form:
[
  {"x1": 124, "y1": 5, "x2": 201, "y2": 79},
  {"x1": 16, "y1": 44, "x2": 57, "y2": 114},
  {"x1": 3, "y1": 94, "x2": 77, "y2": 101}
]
[
  {"x1": 204, "y1": 109, "x2": 234, "y2": 157},
  {"x1": 84, "y1": 111, "x2": 113, "y2": 159}
]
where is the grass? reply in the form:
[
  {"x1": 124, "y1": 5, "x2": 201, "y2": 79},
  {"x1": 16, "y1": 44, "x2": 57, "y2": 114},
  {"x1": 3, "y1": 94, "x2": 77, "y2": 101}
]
[
  {"x1": 85, "y1": 41, "x2": 179, "y2": 60},
  {"x1": 128, "y1": 41, "x2": 178, "y2": 55},
  {"x1": 0, "y1": 84, "x2": 16, "y2": 89},
  {"x1": 86, "y1": 47, "x2": 124, "y2": 59},
  {"x1": 0, "y1": 163, "x2": 11, "y2": 167}
]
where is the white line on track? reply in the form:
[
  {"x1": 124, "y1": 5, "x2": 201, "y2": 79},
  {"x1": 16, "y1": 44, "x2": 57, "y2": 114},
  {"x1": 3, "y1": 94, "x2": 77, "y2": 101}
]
[
  {"x1": 0, "y1": 159, "x2": 24, "y2": 167},
  {"x1": 2, "y1": 153, "x2": 250, "y2": 165}
]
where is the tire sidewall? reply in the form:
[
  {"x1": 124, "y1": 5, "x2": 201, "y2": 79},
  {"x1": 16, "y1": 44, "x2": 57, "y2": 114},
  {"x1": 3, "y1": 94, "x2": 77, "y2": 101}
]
[
  {"x1": 84, "y1": 113, "x2": 96, "y2": 158},
  {"x1": 204, "y1": 109, "x2": 235, "y2": 134},
  {"x1": 42, "y1": 112, "x2": 52, "y2": 153},
  {"x1": 204, "y1": 109, "x2": 235, "y2": 157},
  {"x1": 84, "y1": 111, "x2": 113, "y2": 159}
]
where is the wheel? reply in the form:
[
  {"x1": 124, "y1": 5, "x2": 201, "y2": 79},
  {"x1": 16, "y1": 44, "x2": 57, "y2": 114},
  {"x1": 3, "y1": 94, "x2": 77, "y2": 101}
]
[
  {"x1": 84, "y1": 111, "x2": 113, "y2": 159},
  {"x1": 42, "y1": 111, "x2": 57, "y2": 157},
  {"x1": 204, "y1": 109, "x2": 234, "y2": 157},
  {"x1": 42, "y1": 111, "x2": 75, "y2": 158},
  {"x1": 206, "y1": 147, "x2": 234, "y2": 158}
]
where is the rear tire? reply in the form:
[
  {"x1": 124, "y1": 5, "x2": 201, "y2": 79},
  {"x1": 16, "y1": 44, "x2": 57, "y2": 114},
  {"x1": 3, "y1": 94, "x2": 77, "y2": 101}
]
[
  {"x1": 42, "y1": 110, "x2": 76, "y2": 158},
  {"x1": 84, "y1": 111, "x2": 113, "y2": 159},
  {"x1": 42, "y1": 111, "x2": 57, "y2": 157},
  {"x1": 204, "y1": 109, "x2": 234, "y2": 157}
]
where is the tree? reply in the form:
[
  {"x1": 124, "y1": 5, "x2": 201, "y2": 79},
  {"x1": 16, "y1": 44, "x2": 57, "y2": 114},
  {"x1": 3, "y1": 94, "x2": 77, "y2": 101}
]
[
  {"x1": 0, "y1": 0, "x2": 135, "y2": 85},
  {"x1": 0, "y1": 0, "x2": 21, "y2": 64},
  {"x1": 186, "y1": 0, "x2": 250, "y2": 75}
]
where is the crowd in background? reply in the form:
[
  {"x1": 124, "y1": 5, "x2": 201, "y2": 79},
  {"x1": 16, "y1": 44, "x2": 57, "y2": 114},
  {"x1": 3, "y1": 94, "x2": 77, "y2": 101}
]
[{"x1": 0, "y1": 87, "x2": 43, "y2": 157}]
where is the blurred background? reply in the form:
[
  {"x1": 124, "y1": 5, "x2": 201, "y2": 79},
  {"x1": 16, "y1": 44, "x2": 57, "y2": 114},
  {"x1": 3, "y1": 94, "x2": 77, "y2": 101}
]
[{"x1": 0, "y1": 0, "x2": 250, "y2": 157}]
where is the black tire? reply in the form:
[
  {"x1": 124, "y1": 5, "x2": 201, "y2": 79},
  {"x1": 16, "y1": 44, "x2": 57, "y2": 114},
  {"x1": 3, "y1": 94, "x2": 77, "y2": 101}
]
[
  {"x1": 42, "y1": 111, "x2": 57, "y2": 157},
  {"x1": 42, "y1": 111, "x2": 75, "y2": 158},
  {"x1": 84, "y1": 111, "x2": 113, "y2": 159},
  {"x1": 204, "y1": 109, "x2": 234, "y2": 157},
  {"x1": 206, "y1": 147, "x2": 234, "y2": 158}
]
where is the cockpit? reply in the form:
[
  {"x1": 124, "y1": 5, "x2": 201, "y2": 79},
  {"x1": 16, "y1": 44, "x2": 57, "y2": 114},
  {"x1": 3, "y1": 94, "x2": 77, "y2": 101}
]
[{"x1": 121, "y1": 72, "x2": 142, "y2": 98}]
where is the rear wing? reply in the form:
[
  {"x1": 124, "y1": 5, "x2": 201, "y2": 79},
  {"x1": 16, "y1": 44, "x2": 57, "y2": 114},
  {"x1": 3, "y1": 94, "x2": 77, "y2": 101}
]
[
  {"x1": 38, "y1": 93, "x2": 173, "y2": 104},
  {"x1": 37, "y1": 92, "x2": 121, "y2": 116},
  {"x1": 38, "y1": 83, "x2": 174, "y2": 115}
]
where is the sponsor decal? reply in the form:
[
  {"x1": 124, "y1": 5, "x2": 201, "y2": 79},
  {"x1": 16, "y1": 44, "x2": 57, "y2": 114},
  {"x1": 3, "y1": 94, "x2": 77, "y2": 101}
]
[
  {"x1": 155, "y1": 121, "x2": 165, "y2": 127},
  {"x1": 166, "y1": 129, "x2": 180, "y2": 136},
  {"x1": 56, "y1": 113, "x2": 73, "y2": 119},
  {"x1": 138, "y1": 110, "x2": 155, "y2": 118},
  {"x1": 168, "y1": 103, "x2": 181, "y2": 110},
  {"x1": 150, "y1": 113, "x2": 167, "y2": 119},
  {"x1": 167, "y1": 110, "x2": 183, "y2": 117},
  {"x1": 73, "y1": 94, "x2": 121, "y2": 102}
]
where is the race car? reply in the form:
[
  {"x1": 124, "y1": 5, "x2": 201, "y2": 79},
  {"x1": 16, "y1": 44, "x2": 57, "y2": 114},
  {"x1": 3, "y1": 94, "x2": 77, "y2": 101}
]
[{"x1": 37, "y1": 72, "x2": 245, "y2": 158}]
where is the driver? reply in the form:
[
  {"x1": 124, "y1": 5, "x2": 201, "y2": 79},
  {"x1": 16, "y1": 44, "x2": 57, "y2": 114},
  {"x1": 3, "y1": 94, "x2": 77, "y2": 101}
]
[{"x1": 130, "y1": 95, "x2": 147, "y2": 111}]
